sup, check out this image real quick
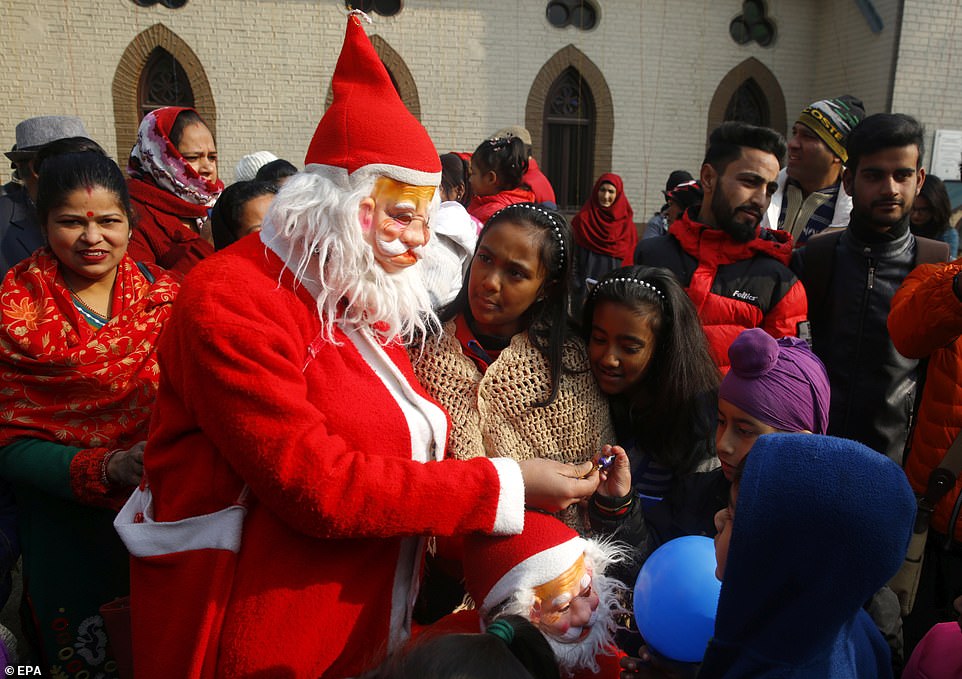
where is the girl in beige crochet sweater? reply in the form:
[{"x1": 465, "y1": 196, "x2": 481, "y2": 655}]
[{"x1": 413, "y1": 203, "x2": 614, "y2": 526}]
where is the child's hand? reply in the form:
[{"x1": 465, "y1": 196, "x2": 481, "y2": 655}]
[{"x1": 597, "y1": 444, "x2": 632, "y2": 498}]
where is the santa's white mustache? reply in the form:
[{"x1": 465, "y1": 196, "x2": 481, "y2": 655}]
[
  {"x1": 552, "y1": 607, "x2": 601, "y2": 643},
  {"x1": 376, "y1": 233, "x2": 424, "y2": 259}
]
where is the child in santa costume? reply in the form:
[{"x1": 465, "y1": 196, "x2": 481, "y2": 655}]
[
  {"x1": 430, "y1": 510, "x2": 629, "y2": 678},
  {"x1": 118, "y1": 11, "x2": 601, "y2": 679}
]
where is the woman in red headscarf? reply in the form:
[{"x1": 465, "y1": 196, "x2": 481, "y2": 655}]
[
  {"x1": 571, "y1": 174, "x2": 636, "y2": 310},
  {"x1": 126, "y1": 106, "x2": 223, "y2": 274}
]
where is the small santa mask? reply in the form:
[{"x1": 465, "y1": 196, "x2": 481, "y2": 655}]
[{"x1": 530, "y1": 554, "x2": 600, "y2": 642}]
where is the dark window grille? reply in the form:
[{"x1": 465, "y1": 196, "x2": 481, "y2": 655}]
[
  {"x1": 543, "y1": 68, "x2": 595, "y2": 211},
  {"x1": 724, "y1": 78, "x2": 770, "y2": 127},
  {"x1": 346, "y1": 0, "x2": 401, "y2": 17},
  {"x1": 138, "y1": 48, "x2": 195, "y2": 120}
]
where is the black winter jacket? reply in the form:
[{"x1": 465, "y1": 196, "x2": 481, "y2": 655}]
[{"x1": 792, "y1": 222, "x2": 931, "y2": 463}]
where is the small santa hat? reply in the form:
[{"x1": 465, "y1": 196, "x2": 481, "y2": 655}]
[
  {"x1": 304, "y1": 11, "x2": 441, "y2": 188},
  {"x1": 464, "y1": 511, "x2": 588, "y2": 617}
]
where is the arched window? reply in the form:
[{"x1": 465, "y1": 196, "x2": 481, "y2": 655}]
[
  {"x1": 139, "y1": 47, "x2": 195, "y2": 118},
  {"x1": 706, "y1": 58, "x2": 786, "y2": 141},
  {"x1": 113, "y1": 24, "x2": 215, "y2": 160},
  {"x1": 542, "y1": 68, "x2": 595, "y2": 211},
  {"x1": 723, "y1": 77, "x2": 770, "y2": 127}
]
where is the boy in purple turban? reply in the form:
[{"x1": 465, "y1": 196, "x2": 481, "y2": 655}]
[{"x1": 715, "y1": 328, "x2": 830, "y2": 479}]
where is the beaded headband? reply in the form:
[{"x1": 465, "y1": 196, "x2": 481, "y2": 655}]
[
  {"x1": 486, "y1": 618, "x2": 515, "y2": 644},
  {"x1": 589, "y1": 276, "x2": 666, "y2": 305},
  {"x1": 487, "y1": 203, "x2": 566, "y2": 270}
]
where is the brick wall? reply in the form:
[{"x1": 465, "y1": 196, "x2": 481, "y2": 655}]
[
  {"x1": 891, "y1": 1, "x2": 962, "y2": 175},
  {"x1": 1, "y1": 0, "x2": 960, "y2": 217}
]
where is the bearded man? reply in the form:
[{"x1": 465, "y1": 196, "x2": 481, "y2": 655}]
[
  {"x1": 429, "y1": 510, "x2": 628, "y2": 678},
  {"x1": 120, "y1": 12, "x2": 600, "y2": 679},
  {"x1": 634, "y1": 121, "x2": 808, "y2": 373}
]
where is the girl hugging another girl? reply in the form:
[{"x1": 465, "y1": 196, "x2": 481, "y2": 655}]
[{"x1": 583, "y1": 265, "x2": 721, "y2": 543}]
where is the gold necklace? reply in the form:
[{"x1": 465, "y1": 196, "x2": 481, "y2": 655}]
[
  {"x1": 64, "y1": 276, "x2": 118, "y2": 321},
  {"x1": 70, "y1": 290, "x2": 109, "y2": 320}
]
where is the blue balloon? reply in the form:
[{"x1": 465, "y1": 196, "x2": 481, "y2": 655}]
[{"x1": 633, "y1": 535, "x2": 722, "y2": 662}]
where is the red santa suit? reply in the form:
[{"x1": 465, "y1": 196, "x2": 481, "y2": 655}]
[
  {"x1": 126, "y1": 236, "x2": 523, "y2": 678},
  {"x1": 119, "y1": 12, "x2": 526, "y2": 679}
]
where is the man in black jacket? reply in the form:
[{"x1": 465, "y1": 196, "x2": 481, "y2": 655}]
[{"x1": 792, "y1": 113, "x2": 948, "y2": 465}]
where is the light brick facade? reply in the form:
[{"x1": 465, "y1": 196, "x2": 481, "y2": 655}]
[{"x1": 1, "y1": 0, "x2": 959, "y2": 216}]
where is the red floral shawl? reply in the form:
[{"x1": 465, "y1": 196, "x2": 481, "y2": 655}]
[
  {"x1": 0, "y1": 249, "x2": 178, "y2": 452},
  {"x1": 571, "y1": 173, "x2": 637, "y2": 265}
]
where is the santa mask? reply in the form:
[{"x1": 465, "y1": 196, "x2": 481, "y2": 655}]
[{"x1": 359, "y1": 177, "x2": 436, "y2": 273}]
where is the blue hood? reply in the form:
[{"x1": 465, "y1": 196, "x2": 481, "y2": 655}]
[{"x1": 699, "y1": 434, "x2": 915, "y2": 678}]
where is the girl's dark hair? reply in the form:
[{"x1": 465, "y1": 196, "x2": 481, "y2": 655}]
[
  {"x1": 361, "y1": 615, "x2": 559, "y2": 679},
  {"x1": 440, "y1": 152, "x2": 468, "y2": 204},
  {"x1": 168, "y1": 109, "x2": 211, "y2": 148},
  {"x1": 915, "y1": 174, "x2": 952, "y2": 236},
  {"x1": 209, "y1": 180, "x2": 278, "y2": 250},
  {"x1": 472, "y1": 136, "x2": 529, "y2": 192},
  {"x1": 36, "y1": 151, "x2": 133, "y2": 226},
  {"x1": 440, "y1": 203, "x2": 573, "y2": 406},
  {"x1": 254, "y1": 158, "x2": 298, "y2": 185},
  {"x1": 33, "y1": 137, "x2": 106, "y2": 175},
  {"x1": 582, "y1": 265, "x2": 721, "y2": 475}
]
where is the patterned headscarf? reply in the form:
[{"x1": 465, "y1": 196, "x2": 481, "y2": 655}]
[{"x1": 128, "y1": 106, "x2": 224, "y2": 207}]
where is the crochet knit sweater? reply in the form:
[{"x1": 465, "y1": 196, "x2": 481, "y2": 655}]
[{"x1": 412, "y1": 322, "x2": 614, "y2": 464}]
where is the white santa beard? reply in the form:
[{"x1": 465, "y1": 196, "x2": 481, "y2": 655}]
[
  {"x1": 339, "y1": 257, "x2": 437, "y2": 342},
  {"x1": 375, "y1": 232, "x2": 413, "y2": 257},
  {"x1": 260, "y1": 170, "x2": 438, "y2": 345}
]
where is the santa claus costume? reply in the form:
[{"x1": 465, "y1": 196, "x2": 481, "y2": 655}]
[{"x1": 118, "y1": 12, "x2": 531, "y2": 679}]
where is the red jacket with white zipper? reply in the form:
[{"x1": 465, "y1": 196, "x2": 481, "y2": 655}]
[{"x1": 635, "y1": 211, "x2": 808, "y2": 373}]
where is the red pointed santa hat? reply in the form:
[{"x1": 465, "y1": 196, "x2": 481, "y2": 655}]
[
  {"x1": 464, "y1": 511, "x2": 588, "y2": 617},
  {"x1": 304, "y1": 11, "x2": 441, "y2": 188}
]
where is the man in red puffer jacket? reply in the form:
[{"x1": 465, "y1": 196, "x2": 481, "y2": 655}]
[{"x1": 635, "y1": 121, "x2": 808, "y2": 373}]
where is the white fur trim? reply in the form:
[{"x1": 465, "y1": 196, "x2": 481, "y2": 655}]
[
  {"x1": 343, "y1": 323, "x2": 447, "y2": 462},
  {"x1": 482, "y1": 536, "x2": 588, "y2": 615},
  {"x1": 305, "y1": 162, "x2": 440, "y2": 190},
  {"x1": 114, "y1": 485, "x2": 247, "y2": 558},
  {"x1": 490, "y1": 457, "x2": 524, "y2": 535}
]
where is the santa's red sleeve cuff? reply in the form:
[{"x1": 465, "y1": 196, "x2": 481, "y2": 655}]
[{"x1": 489, "y1": 457, "x2": 524, "y2": 535}]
